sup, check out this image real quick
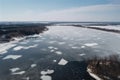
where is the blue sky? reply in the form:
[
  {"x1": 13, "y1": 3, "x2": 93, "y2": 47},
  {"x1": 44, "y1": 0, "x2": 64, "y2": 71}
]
[{"x1": 0, "y1": 0, "x2": 120, "y2": 21}]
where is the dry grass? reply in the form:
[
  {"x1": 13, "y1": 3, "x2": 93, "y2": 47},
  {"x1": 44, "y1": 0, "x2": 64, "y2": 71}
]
[{"x1": 87, "y1": 55, "x2": 120, "y2": 80}]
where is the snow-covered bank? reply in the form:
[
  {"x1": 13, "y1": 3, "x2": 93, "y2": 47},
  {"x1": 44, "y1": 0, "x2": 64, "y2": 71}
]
[
  {"x1": 87, "y1": 68, "x2": 102, "y2": 80},
  {"x1": 89, "y1": 25, "x2": 120, "y2": 31},
  {"x1": 87, "y1": 25, "x2": 120, "y2": 34}
]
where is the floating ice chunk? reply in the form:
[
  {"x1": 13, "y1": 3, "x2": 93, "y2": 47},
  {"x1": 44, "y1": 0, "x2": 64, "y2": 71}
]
[
  {"x1": 55, "y1": 51, "x2": 62, "y2": 55},
  {"x1": 41, "y1": 75, "x2": 52, "y2": 80},
  {"x1": 48, "y1": 46, "x2": 54, "y2": 49},
  {"x1": 13, "y1": 46, "x2": 23, "y2": 51},
  {"x1": 31, "y1": 64, "x2": 37, "y2": 68},
  {"x1": 53, "y1": 60, "x2": 57, "y2": 62},
  {"x1": 10, "y1": 68, "x2": 20, "y2": 72},
  {"x1": 41, "y1": 70, "x2": 54, "y2": 75},
  {"x1": 58, "y1": 42, "x2": 65, "y2": 45},
  {"x1": 20, "y1": 41, "x2": 29, "y2": 44},
  {"x1": 0, "y1": 43, "x2": 16, "y2": 55},
  {"x1": 79, "y1": 53, "x2": 86, "y2": 56},
  {"x1": 33, "y1": 40, "x2": 43, "y2": 42},
  {"x1": 58, "y1": 58, "x2": 68, "y2": 65},
  {"x1": 81, "y1": 46, "x2": 85, "y2": 48},
  {"x1": 23, "y1": 44, "x2": 38, "y2": 49},
  {"x1": 71, "y1": 46, "x2": 79, "y2": 49},
  {"x1": 54, "y1": 47, "x2": 58, "y2": 50},
  {"x1": 48, "y1": 41, "x2": 56, "y2": 44},
  {"x1": 3, "y1": 55, "x2": 22, "y2": 60},
  {"x1": 50, "y1": 49, "x2": 55, "y2": 52},
  {"x1": 12, "y1": 71, "x2": 25, "y2": 75},
  {"x1": 13, "y1": 44, "x2": 38, "y2": 51},
  {"x1": 84, "y1": 43, "x2": 98, "y2": 47},
  {"x1": 40, "y1": 69, "x2": 54, "y2": 80}
]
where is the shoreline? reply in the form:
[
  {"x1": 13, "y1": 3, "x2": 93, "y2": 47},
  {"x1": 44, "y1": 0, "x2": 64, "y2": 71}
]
[{"x1": 0, "y1": 23, "x2": 48, "y2": 43}]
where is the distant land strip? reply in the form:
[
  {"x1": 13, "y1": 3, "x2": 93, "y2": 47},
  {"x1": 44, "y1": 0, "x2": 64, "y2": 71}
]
[{"x1": 73, "y1": 25, "x2": 120, "y2": 34}]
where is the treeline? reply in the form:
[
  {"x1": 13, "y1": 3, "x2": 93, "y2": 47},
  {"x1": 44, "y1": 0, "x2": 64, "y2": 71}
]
[
  {"x1": 0, "y1": 23, "x2": 48, "y2": 42},
  {"x1": 87, "y1": 55, "x2": 120, "y2": 80}
]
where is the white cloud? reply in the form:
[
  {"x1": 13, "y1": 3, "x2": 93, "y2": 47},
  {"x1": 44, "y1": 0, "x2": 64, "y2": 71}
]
[{"x1": 1, "y1": 4, "x2": 120, "y2": 21}]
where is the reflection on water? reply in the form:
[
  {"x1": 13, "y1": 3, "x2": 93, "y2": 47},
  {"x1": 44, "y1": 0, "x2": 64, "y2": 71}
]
[{"x1": 0, "y1": 26, "x2": 120, "y2": 80}]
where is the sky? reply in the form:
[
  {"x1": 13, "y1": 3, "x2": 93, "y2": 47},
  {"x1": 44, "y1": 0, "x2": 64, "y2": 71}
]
[{"x1": 0, "y1": 0, "x2": 120, "y2": 22}]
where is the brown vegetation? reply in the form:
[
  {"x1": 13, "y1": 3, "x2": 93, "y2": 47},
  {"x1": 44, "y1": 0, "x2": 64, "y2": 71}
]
[
  {"x1": 87, "y1": 55, "x2": 120, "y2": 80},
  {"x1": 0, "y1": 23, "x2": 48, "y2": 42}
]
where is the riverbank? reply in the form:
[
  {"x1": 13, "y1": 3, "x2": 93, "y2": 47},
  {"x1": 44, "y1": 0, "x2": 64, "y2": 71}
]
[
  {"x1": 0, "y1": 23, "x2": 48, "y2": 43},
  {"x1": 87, "y1": 55, "x2": 120, "y2": 80}
]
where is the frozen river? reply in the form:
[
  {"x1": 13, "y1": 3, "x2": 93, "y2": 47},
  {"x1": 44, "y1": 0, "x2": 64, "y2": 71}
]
[{"x1": 0, "y1": 25, "x2": 120, "y2": 80}]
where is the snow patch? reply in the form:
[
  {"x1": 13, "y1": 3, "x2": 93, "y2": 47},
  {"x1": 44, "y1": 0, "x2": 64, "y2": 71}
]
[{"x1": 87, "y1": 68, "x2": 102, "y2": 80}]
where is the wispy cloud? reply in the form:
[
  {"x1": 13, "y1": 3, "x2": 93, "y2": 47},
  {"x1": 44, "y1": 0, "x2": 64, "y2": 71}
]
[{"x1": 1, "y1": 4, "x2": 120, "y2": 21}]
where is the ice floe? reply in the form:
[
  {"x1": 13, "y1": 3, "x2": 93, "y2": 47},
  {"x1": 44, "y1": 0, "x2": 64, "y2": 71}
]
[
  {"x1": 3, "y1": 55, "x2": 22, "y2": 60},
  {"x1": 31, "y1": 64, "x2": 37, "y2": 68},
  {"x1": 84, "y1": 43, "x2": 98, "y2": 47},
  {"x1": 12, "y1": 71, "x2": 25, "y2": 75},
  {"x1": 81, "y1": 46, "x2": 85, "y2": 48},
  {"x1": 53, "y1": 60, "x2": 57, "y2": 62},
  {"x1": 48, "y1": 41, "x2": 56, "y2": 44},
  {"x1": 48, "y1": 46, "x2": 54, "y2": 49},
  {"x1": 58, "y1": 42, "x2": 66, "y2": 45},
  {"x1": 0, "y1": 43, "x2": 16, "y2": 55},
  {"x1": 41, "y1": 75, "x2": 52, "y2": 80},
  {"x1": 41, "y1": 70, "x2": 54, "y2": 75},
  {"x1": 40, "y1": 69, "x2": 54, "y2": 80},
  {"x1": 13, "y1": 44, "x2": 38, "y2": 51},
  {"x1": 50, "y1": 49, "x2": 55, "y2": 52},
  {"x1": 10, "y1": 68, "x2": 20, "y2": 72},
  {"x1": 79, "y1": 53, "x2": 86, "y2": 56},
  {"x1": 10, "y1": 67, "x2": 25, "y2": 75},
  {"x1": 71, "y1": 46, "x2": 79, "y2": 49},
  {"x1": 58, "y1": 58, "x2": 68, "y2": 65},
  {"x1": 55, "y1": 51, "x2": 62, "y2": 55},
  {"x1": 54, "y1": 47, "x2": 58, "y2": 50}
]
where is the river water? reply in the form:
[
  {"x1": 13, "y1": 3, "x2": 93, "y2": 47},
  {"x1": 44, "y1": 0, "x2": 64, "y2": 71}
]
[{"x1": 0, "y1": 25, "x2": 120, "y2": 80}]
